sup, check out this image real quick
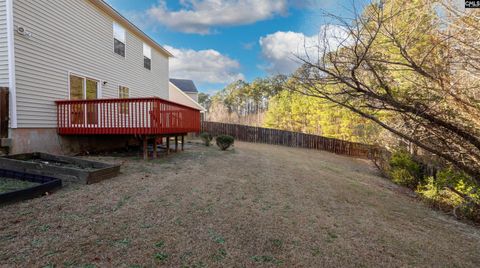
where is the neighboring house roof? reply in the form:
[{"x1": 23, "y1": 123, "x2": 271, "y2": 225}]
[
  {"x1": 169, "y1": 82, "x2": 205, "y2": 112},
  {"x1": 90, "y1": 0, "x2": 173, "y2": 58},
  {"x1": 169, "y1": 79, "x2": 199, "y2": 93}
]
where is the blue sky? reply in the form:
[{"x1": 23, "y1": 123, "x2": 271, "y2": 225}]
[{"x1": 105, "y1": 0, "x2": 368, "y2": 94}]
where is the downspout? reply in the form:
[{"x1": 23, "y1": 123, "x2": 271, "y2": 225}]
[{"x1": 6, "y1": 0, "x2": 17, "y2": 130}]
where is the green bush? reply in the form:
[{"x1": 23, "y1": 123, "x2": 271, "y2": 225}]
[
  {"x1": 391, "y1": 168, "x2": 418, "y2": 189},
  {"x1": 200, "y1": 132, "x2": 213, "y2": 146},
  {"x1": 416, "y1": 176, "x2": 463, "y2": 208},
  {"x1": 216, "y1": 135, "x2": 234, "y2": 150},
  {"x1": 388, "y1": 150, "x2": 423, "y2": 189},
  {"x1": 386, "y1": 150, "x2": 480, "y2": 222},
  {"x1": 416, "y1": 173, "x2": 480, "y2": 221}
]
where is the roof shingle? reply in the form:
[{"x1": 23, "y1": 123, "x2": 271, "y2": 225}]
[{"x1": 170, "y1": 79, "x2": 198, "y2": 93}]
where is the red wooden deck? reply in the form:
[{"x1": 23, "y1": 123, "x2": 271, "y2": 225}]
[{"x1": 55, "y1": 97, "x2": 201, "y2": 135}]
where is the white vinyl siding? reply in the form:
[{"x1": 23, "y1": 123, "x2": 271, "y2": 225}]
[
  {"x1": 168, "y1": 82, "x2": 204, "y2": 111},
  {"x1": 12, "y1": 0, "x2": 169, "y2": 128},
  {"x1": 0, "y1": 0, "x2": 8, "y2": 87},
  {"x1": 185, "y1": 92, "x2": 198, "y2": 102}
]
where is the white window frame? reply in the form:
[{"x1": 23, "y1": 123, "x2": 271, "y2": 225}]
[
  {"x1": 113, "y1": 22, "x2": 126, "y2": 58},
  {"x1": 67, "y1": 71, "x2": 102, "y2": 126},
  {"x1": 143, "y1": 43, "x2": 152, "y2": 70},
  {"x1": 67, "y1": 71, "x2": 102, "y2": 100},
  {"x1": 118, "y1": 85, "x2": 129, "y2": 99}
]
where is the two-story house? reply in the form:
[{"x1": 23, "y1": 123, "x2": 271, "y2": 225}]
[{"x1": 0, "y1": 0, "x2": 201, "y2": 155}]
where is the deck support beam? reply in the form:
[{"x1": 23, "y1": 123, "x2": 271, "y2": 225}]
[
  {"x1": 143, "y1": 136, "x2": 148, "y2": 160},
  {"x1": 181, "y1": 135, "x2": 185, "y2": 151},
  {"x1": 153, "y1": 136, "x2": 158, "y2": 159},
  {"x1": 175, "y1": 136, "x2": 178, "y2": 152},
  {"x1": 166, "y1": 136, "x2": 170, "y2": 155}
]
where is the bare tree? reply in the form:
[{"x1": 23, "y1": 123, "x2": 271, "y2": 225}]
[{"x1": 290, "y1": 0, "x2": 480, "y2": 183}]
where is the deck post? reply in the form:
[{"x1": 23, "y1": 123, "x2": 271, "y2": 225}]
[
  {"x1": 143, "y1": 136, "x2": 148, "y2": 160},
  {"x1": 153, "y1": 136, "x2": 158, "y2": 159},
  {"x1": 181, "y1": 135, "x2": 185, "y2": 151},
  {"x1": 175, "y1": 136, "x2": 178, "y2": 152},
  {"x1": 166, "y1": 136, "x2": 170, "y2": 155}
]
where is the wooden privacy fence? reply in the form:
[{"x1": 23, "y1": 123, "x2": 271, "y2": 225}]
[
  {"x1": 0, "y1": 88, "x2": 8, "y2": 138},
  {"x1": 201, "y1": 121, "x2": 380, "y2": 159}
]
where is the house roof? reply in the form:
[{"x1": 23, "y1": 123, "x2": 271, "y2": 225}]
[
  {"x1": 169, "y1": 79, "x2": 199, "y2": 93},
  {"x1": 90, "y1": 0, "x2": 173, "y2": 58},
  {"x1": 169, "y1": 81, "x2": 205, "y2": 111}
]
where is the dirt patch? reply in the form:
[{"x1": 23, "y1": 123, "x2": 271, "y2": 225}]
[
  {"x1": 0, "y1": 141, "x2": 479, "y2": 267},
  {"x1": 28, "y1": 159, "x2": 95, "y2": 171}
]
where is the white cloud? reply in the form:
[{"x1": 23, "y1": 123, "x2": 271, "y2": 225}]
[
  {"x1": 259, "y1": 25, "x2": 349, "y2": 74},
  {"x1": 148, "y1": 0, "x2": 287, "y2": 34},
  {"x1": 165, "y1": 45, "x2": 244, "y2": 84},
  {"x1": 242, "y1": 42, "x2": 255, "y2": 50}
]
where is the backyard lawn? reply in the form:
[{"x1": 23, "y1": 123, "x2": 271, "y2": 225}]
[{"x1": 1, "y1": 141, "x2": 479, "y2": 267}]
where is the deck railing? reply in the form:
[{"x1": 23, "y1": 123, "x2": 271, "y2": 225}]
[{"x1": 56, "y1": 97, "x2": 201, "y2": 135}]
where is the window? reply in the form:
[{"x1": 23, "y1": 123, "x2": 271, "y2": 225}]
[
  {"x1": 143, "y1": 43, "x2": 151, "y2": 70},
  {"x1": 113, "y1": 22, "x2": 126, "y2": 57},
  {"x1": 69, "y1": 74, "x2": 99, "y2": 124},
  {"x1": 119, "y1": 86, "x2": 129, "y2": 114},
  {"x1": 119, "y1": 86, "x2": 129, "y2": 98}
]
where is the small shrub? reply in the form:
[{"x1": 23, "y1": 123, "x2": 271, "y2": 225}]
[
  {"x1": 391, "y1": 168, "x2": 418, "y2": 189},
  {"x1": 200, "y1": 132, "x2": 213, "y2": 146},
  {"x1": 388, "y1": 150, "x2": 422, "y2": 189},
  {"x1": 216, "y1": 135, "x2": 234, "y2": 150}
]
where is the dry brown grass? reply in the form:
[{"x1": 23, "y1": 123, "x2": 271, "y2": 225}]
[{"x1": 1, "y1": 141, "x2": 480, "y2": 267}]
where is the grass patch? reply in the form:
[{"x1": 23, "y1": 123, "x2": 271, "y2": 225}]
[
  {"x1": 326, "y1": 231, "x2": 338, "y2": 243},
  {"x1": 115, "y1": 238, "x2": 130, "y2": 247},
  {"x1": 2, "y1": 142, "x2": 480, "y2": 267},
  {"x1": 114, "y1": 195, "x2": 131, "y2": 211},
  {"x1": 154, "y1": 252, "x2": 169, "y2": 262},
  {"x1": 63, "y1": 260, "x2": 78, "y2": 267},
  {"x1": 38, "y1": 224, "x2": 51, "y2": 232},
  {"x1": 311, "y1": 247, "x2": 321, "y2": 256},
  {"x1": 154, "y1": 240, "x2": 165, "y2": 248},
  {"x1": 0, "y1": 177, "x2": 40, "y2": 193},
  {"x1": 251, "y1": 255, "x2": 284, "y2": 265},
  {"x1": 208, "y1": 229, "x2": 225, "y2": 244},
  {"x1": 211, "y1": 248, "x2": 227, "y2": 262},
  {"x1": 270, "y1": 238, "x2": 283, "y2": 249}
]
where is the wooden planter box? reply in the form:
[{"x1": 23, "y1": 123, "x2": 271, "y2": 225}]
[
  {"x1": 0, "y1": 169, "x2": 62, "y2": 204},
  {"x1": 0, "y1": 153, "x2": 121, "y2": 184}
]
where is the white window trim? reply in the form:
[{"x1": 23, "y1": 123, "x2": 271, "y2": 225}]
[
  {"x1": 118, "y1": 85, "x2": 129, "y2": 98},
  {"x1": 113, "y1": 22, "x2": 126, "y2": 58},
  {"x1": 143, "y1": 43, "x2": 151, "y2": 59},
  {"x1": 6, "y1": 0, "x2": 17, "y2": 129},
  {"x1": 67, "y1": 71, "x2": 102, "y2": 100}
]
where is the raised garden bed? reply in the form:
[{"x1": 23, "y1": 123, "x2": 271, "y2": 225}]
[
  {"x1": 0, "y1": 152, "x2": 121, "y2": 184},
  {"x1": 0, "y1": 169, "x2": 61, "y2": 204}
]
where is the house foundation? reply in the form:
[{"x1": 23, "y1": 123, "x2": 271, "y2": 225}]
[{"x1": 9, "y1": 128, "x2": 136, "y2": 155}]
